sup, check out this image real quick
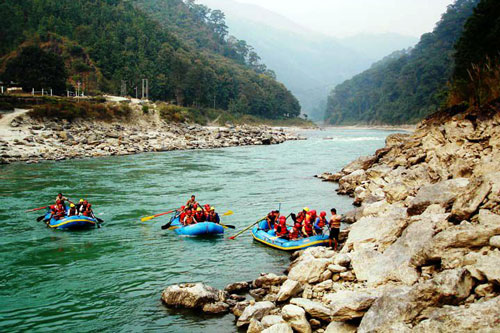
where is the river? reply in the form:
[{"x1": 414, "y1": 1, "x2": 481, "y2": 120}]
[{"x1": 0, "y1": 128, "x2": 399, "y2": 332}]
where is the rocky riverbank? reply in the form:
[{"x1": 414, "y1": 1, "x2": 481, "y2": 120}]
[
  {"x1": 161, "y1": 104, "x2": 500, "y2": 332},
  {"x1": 0, "y1": 110, "x2": 303, "y2": 164}
]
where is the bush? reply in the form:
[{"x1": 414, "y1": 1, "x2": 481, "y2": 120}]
[{"x1": 28, "y1": 100, "x2": 131, "y2": 121}]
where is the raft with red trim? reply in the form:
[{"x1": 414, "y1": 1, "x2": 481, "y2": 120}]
[{"x1": 251, "y1": 220, "x2": 329, "y2": 251}]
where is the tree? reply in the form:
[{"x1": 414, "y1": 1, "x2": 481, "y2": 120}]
[{"x1": 2, "y1": 45, "x2": 67, "y2": 93}]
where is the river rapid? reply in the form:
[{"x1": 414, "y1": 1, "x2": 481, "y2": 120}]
[{"x1": 0, "y1": 129, "x2": 399, "y2": 332}]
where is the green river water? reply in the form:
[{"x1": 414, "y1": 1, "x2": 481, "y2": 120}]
[{"x1": 0, "y1": 129, "x2": 398, "y2": 332}]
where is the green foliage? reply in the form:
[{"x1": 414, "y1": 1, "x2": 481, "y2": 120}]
[
  {"x1": 0, "y1": 0, "x2": 299, "y2": 120},
  {"x1": 142, "y1": 105, "x2": 149, "y2": 114},
  {"x1": 450, "y1": 0, "x2": 500, "y2": 106},
  {"x1": 29, "y1": 100, "x2": 131, "y2": 121},
  {"x1": 325, "y1": 0, "x2": 479, "y2": 125},
  {"x1": 2, "y1": 45, "x2": 67, "y2": 93}
]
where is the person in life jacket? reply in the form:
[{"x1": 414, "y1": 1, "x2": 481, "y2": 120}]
[
  {"x1": 288, "y1": 224, "x2": 300, "y2": 240},
  {"x1": 53, "y1": 200, "x2": 66, "y2": 220},
  {"x1": 292, "y1": 207, "x2": 309, "y2": 227},
  {"x1": 207, "y1": 207, "x2": 220, "y2": 223},
  {"x1": 78, "y1": 200, "x2": 89, "y2": 215},
  {"x1": 76, "y1": 199, "x2": 85, "y2": 214},
  {"x1": 186, "y1": 195, "x2": 198, "y2": 209},
  {"x1": 329, "y1": 208, "x2": 341, "y2": 250},
  {"x1": 302, "y1": 211, "x2": 315, "y2": 237},
  {"x1": 82, "y1": 203, "x2": 93, "y2": 217},
  {"x1": 55, "y1": 193, "x2": 69, "y2": 205},
  {"x1": 68, "y1": 203, "x2": 78, "y2": 216},
  {"x1": 265, "y1": 210, "x2": 279, "y2": 231},
  {"x1": 194, "y1": 207, "x2": 205, "y2": 222},
  {"x1": 183, "y1": 210, "x2": 197, "y2": 225},
  {"x1": 276, "y1": 216, "x2": 289, "y2": 238},
  {"x1": 314, "y1": 211, "x2": 327, "y2": 235}
]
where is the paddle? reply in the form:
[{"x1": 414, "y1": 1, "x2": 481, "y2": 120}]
[
  {"x1": 229, "y1": 217, "x2": 266, "y2": 240},
  {"x1": 36, "y1": 215, "x2": 46, "y2": 222},
  {"x1": 161, "y1": 211, "x2": 181, "y2": 230},
  {"x1": 141, "y1": 209, "x2": 177, "y2": 222},
  {"x1": 26, "y1": 206, "x2": 48, "y2": 212}
]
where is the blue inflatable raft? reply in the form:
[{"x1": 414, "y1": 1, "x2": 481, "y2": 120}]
[
  {"x1": 252, "y1": 220, "x2": 329, "y2": 251},
  {"x1": 43, "y1": 208, "x2": 98, "y2": 230},
  {"x1": 170, "y1": 216, "x2": 224, "y2": 236}
]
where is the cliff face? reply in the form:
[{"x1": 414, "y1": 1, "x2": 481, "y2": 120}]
[{"x1": 303, "y1": 102, "x2": 500, "y2": 331}]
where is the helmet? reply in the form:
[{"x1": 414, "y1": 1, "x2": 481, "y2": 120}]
[
  {"x1": 320, "y1": 211, "x2": 326, "y2": 217},
  {"x1": 84, "y1": 200, "x2": 88, "y2": 205},
  {"x1": 181, "y1": 205, "x2": 186, "y2": 210},
  {"x1": 197, "y1": 207, "x2": 202, "y2": 212},
  {"x1": 79, "y1": 199, "x2": 84, "y2": 203},
  {"x1": 279, "y1": 216, "x2": 286, "y2": 223},
  {"x1": 303, "y1": 207, "x2": 310, "y2": 212},
  {"x1": 70, "y1": 203, "x2": 75, "y2": 208},
  {"x1": 56, "y1": 200, "x2": 61, "y2": 205},
  {"x1": 311, "y1": 210, "x2": 317, "y2": 215},
  {"x1": 210, "y1": 207, "x2": 215, "y2": 211},
  {"x1": 186, "y1": 209, "x2": 192, "y2": 214},
  {"x1": 204, "y1": 204, "x2": 210, "y2": 208},
  {"x1": 87, "y1": 204, "x2": 92, "y2": 208}
]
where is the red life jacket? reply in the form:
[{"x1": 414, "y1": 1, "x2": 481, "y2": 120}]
[
  {"x1": 277, "y1": 222, "x2": 288, "y2": 237},
  {"x1": 195, "y1": 212, "x2": 205, "y2": 222},
  {"x1": 304, "y1": 220, "x2": 313, "y2": 235},
  {"x1": 317, "y1": 217, "x2": 327, "y2": 228},
  {"x1": 180, "y1": 212, "x2": 187, "y2": 223},
  {"x1": 184, "y1": 215, "x2": 195, "y2": 225},
  {"x1": 296, "y1": 211, "x2": 305, "y2": 223},
  {"x1": 289, "y1": 227, "x2": 299, "y2": 239}
]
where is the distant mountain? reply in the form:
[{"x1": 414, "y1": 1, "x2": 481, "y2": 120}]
[
  {"x1": 198, "y1": 0, "x2": 418, "y2": 120},
  {"x1": 325, "y1": 0, "x2": 480, "y2": 125}
]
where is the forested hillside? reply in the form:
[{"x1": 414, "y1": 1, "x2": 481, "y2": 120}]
[
  {"x1": 325, "y1": 0, "x2": 479, "y2": 125},
  {"x1": 449, "y1": 0, "x2": 500, "y2": 107},
  {"x1": 0, "y1": 0, "x2": 300, "y2": 119}
]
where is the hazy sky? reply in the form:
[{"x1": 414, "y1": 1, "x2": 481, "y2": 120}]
[{"x1": 233, "y1": 0, "x2": 455, "y2": 37}]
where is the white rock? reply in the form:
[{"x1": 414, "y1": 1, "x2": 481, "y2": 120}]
[
  {"x1": 261, "y1": 315, "x2": 286, "y2": 329},
  {"x1": 262, "y1": 323, "x2": 294, "y2": 333},
  {"x1": 237, "y1": 301, "x2": 276, "y2": 327},
  {"x1": 290, "y1": 298, "x2": 332, "y2": 321},
  {"x1": 323, "y1": 290, "x2": 378, "y2": 321},
  {"x1": 325, "y1": 321, "x2": 358, "y2": 333},
  {"x1": 277, "y1": 279, "x2": 303, "y2": 302},
  {"x1": 489, "y1": 235, "x2": 500, "y2": 248},
  {"x1": 282, "y1": 304, "x2": 312, "y2": 333},
  {"x1": 288, "y1": 258, "x2": 330, "y2": 284}
]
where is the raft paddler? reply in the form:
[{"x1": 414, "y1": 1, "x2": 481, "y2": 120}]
[
  {"x1": 302, "y1": 210, "x2": 315, "y2": 237},
  {"x1": 68, "y1": 203, "x2": 78, "y2": 216},
  {"x1": 186, "y1": 195, "x2": 198, "y2": 209},
  {"x1": 183, "y1": 209, "x2": 197, "y2": 225},
  {"x1": 329, "y1": 208, "x2": 341, "y2": 250},
  {"x1": 56, "y1": 193, "x2": 73, "y2": 205},
  {"x1": 265, "y1": 210, "x2": 279, "y2": 230},
  {"x1": 276, "y1": 216, "x2": 289, "y2": 238},
  {"x1": 194, "y1": 207, "x2": 205, "y2": 222},
  {"x1": 207, "y1": 207, "x2": 220, "y2": 224},
  {"x1": 53, "y1": 200, "x2": 66, "y2": 220},
  {"x1": 314, "y1": 211, "x2": 327, "y2": 235}
]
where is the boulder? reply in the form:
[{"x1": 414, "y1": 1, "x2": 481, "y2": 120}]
[
  {"x1": 407, "y1": 178, "x2": 469, "y2": 216},
  {"x1": 262, "y1": 323, "x2": 294, "y2": 333},
  {"x1": 338, "y1": 170, "x2": 366, "y2": 195},
  {"x1": 253, "y1": 273, "x2": 287, "y2": 288},
  {"x1": 341, "y1": 155, "x2": 378, "y2": 174},
  {"x1": 412, "y1": 296, "x2": 500, "y2": 332},
  {"x1": 237, "y1": 301, "x2": 276, "y2": 327},
  {"x1": 325, "y1": 321, "x2": 358, "y2": 333},
  {"x1": 323, "y1": 290, "x2": 378, "y2": 321},
  {"x1": 344, "y1": 208, "x2": 408, "y2": 252},
  {"x1": 333, "y1": 254, "x2": 351, "y2": 267},
  {"x1": 281, "y1": 304, "x2": 312, "y2": 333},
  {"x1": 464, "y1": 250, "x2": 500, "y2": 284},
  {"x1": 490, "y1": 235, "x2": 500, "y2": 248},
  {"x1": 352, "y1": 210, "x2": 447, "y2": 286},
  {"x1": 288, "y1": 258, "x2": 330, "y2": 284},
  {"x1": 290, "y1": 298, "x2": 332, "y2": 321},
  {"x1": 277, "y1": 279, "x2": 303, "y2": 302},
  {"x1": 358, "y1": 269, "x2": 473, "y2": 332},
  {"x1": 202, "y1": 302, "x2": 230, "y2": 314},
  {"x1": 328, "y1": 264, "x2": 347, "y2": 273},
  {"x1": 384, "y1": 181, "x2": 412, "y2": 203},
  {"x1": 412, "y1": 209, "x2": 500, "y2": 267},
  {"x1": 232, "y1": 300, "x2": 250, "y2": 317},
  {"x1": 225, "y1": 281, "x2": 250, "y2": 293},
  {"x1": 261, "y1": 315, "x2": 286, "y2": 328},
  {"x1": 449, "y1": 176, "x2": 491, "y2": 222},
  {"x1": 161, "y1": 283, "x2": 221, "y2": 309},
  {"x1": 247, "y1": 319, "x2": 264, "y2": 333}
]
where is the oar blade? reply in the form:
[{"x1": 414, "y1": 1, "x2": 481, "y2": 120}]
[
  {"x1": 141, "y1": 216, "x2": 154, "y2": 222},
  {"x1": 221, "y1": 224, "x2": 236, "y2": 229},
  {"x1": 223, "y1": 210, "x2": 234, "y2": 216}
]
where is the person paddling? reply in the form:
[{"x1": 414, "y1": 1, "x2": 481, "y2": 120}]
[
  {"x1": 265, "y1": 210, "x2": 278, "y2": 231},
  {"x1": 183, "y1": 210, "x2": 197, "y2": 225},
  {"x1": 53, "y1": 200, "x2": 66, "y2": 220},
  {"x1": 314, "y1": 211, "x2": 327, "y2": 235},
  {"x1": 207, "y1": 207, "x2": 220, "y2": 224},
  {"x1": 186, "y1": 195, "x2": 198, "y2": 210},
  {"x1": 68, "y1": 203, "x2": 78, "y2": 216},
  {"x1": 194, "y1": 207, "x2": 205, "y2": 222},
  {"x1": 276, "y1": 216, "x2": 289, "y2": 238},
  {"x1": 329, "y1": 208, "x2": 341, "y2": 250}
]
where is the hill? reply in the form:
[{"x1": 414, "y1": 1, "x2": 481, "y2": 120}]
[
  {"x1": 197, "y1": 0, "x2": 418, "y2": 120},
  {"x1": 0, "y1": 0, "x2": 300, "y2": 120},
  {"x1": 324, "y1": 0, "x2": 480, "y2": 125}
]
